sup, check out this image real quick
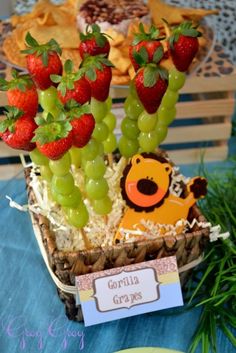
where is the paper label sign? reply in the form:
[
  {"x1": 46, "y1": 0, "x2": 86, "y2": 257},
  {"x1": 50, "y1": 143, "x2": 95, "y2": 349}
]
[{"x1": 76, "y1": 256, "x2": 183, "y2": 326}]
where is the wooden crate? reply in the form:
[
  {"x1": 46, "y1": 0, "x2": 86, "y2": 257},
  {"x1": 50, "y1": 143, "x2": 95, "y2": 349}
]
[{"x1": 0, "y1": 43, "x2": 235, "y2": 179}]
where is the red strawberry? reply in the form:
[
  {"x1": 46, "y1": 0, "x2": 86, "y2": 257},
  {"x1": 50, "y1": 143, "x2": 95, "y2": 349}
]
[
  {"x1": 0, "y1": 107, "x2": 37, "y2": 151},
  {"x1": 82, "y1": 55, "x2": 113, "y2": 102},
  {"x1": 71, "y1": 114, "x2": 95, "y2": 147},
  {"x1": 52, "y1": 60, "x2": 91, "y2": 105},
  {"x1": 168, "y1": 21, "x2": 201, "y2": 72},
  {"x1": 33, "y1": 113, "x2": 72, "y2": 160},
  {"x1": 134, "y1": 65, "x2": 168, "y2": 114},
  {"x1": 129, "y1": 23, "x2": 165, "y2": 72},
  {"x1": 79, "y1": 24, "x2": 110, "y2": 59},
  {"x1": 64, "y1": 100, "x2": 95, "y2": 147},
  {"x1": 0, "y1": 69, "x2": 38, "y2": 118},
  {"x1": 22, "y1": 32, "x2": 62, "y2": 90}
]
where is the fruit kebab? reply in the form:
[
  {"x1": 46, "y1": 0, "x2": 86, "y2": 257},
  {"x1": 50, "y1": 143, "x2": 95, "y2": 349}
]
[
  {"x1": 156, "y1": 21, "x2": 201, "y2": 135},
  {"x1": 78, "y1": 27, "x2": 115, "y2": 216},
  {"x1": 21, "y1": 34, "x2": 94, "y2": 247},
  {"x1": 79, "y1": 24, "x2": 117, "y2": 165},
  {"x1": 119, "y1": 23, "x2": 167, "y2": 155}
]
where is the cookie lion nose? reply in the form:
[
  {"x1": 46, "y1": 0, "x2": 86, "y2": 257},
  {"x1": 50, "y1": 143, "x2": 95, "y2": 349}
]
[{"x1": 137, "y1": 179, "x2": 158, "y2": 195}]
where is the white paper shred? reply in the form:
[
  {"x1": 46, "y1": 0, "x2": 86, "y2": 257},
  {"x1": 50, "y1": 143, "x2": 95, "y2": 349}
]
[{"x1": 5, "y1": 159, "x2": 231, "y2": 251}]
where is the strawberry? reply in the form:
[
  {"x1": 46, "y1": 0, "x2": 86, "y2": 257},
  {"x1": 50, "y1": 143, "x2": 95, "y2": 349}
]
[
  {"x1": 0, "y1": 69, "x2": 38, "y2": 118},
  {"x1": 81, "y1": 55, "x2": 113, "y2": 102},
  {"x1": 79, "y1": 24, "x2": 110, "y2": 59},
  {"x1": 22, "y1": 32, "x2": 62, "y2": 90},
  {"x1": 51, "y1": 60, "x2": 91, "y2": 105},
  {"x1": 32, "y1": 113, "x2": 72, "y2": 160},
  {"x1": 0, "y1": 106, "x2": 37, "y2": 151},
  {"x1": 134, "y1": 64, "x2": 168, "y2": 114},
  {"x1": 168, "y1": 21, "x2": 201, "y2": 72},
  {"x1": 65, "y1": 100, "x2": 95, "y2": 148},
  {"x1": 129, "y1": 23, "x2": 165, "y2": 72}
]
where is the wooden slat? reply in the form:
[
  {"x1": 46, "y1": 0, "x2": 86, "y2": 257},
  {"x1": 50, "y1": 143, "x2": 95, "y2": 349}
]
[
  {"x1": 167, "y1": 145, "x2": 228, "y2": 165},
  {"x1": 165, "y1": 123, "x2": 232, "y2": 144},
  {"x1": 176, "y1": 97, "x2": 235, "y2": 119},
  {"x1": 0, "y1": 142, "x2": 28, "y2": 158},
  {"x1": 0, "y1": 164, "x2": 24, "y2": 180},
  {"x1": 0, "y1": 91, "x2": 7, "y2": 106},
  {"x1": 181, "y1": 73, "x2": 236, "y2": 94}
]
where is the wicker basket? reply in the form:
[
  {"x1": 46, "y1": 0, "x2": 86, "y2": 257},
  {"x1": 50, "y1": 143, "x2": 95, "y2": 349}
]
[{"x1": 25, "y1": 152, "x2": 210, "y2": 322}]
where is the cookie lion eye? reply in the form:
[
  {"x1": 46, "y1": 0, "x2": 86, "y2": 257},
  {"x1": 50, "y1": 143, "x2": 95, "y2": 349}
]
[
  {"x1": 136, "y1": 158, "x2": 141, "y2": 164},
  {"x1": 165, "y1": 167, "x2": 170, "y2": 172}
]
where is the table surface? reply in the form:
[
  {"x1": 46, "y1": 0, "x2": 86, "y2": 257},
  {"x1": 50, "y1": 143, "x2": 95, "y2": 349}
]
[{"x1": 0, "y1": 160, "x2": 236, "y2": 353}]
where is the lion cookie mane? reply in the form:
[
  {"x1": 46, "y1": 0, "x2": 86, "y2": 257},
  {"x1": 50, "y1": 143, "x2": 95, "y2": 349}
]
[{"x1": 120, "y1": 153, "x2": 172, "y2": 213}]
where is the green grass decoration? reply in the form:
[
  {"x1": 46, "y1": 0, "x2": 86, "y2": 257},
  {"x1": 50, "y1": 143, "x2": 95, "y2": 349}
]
[{"x1": 185, "y1": 158, "x2": 236, "y2": 353}]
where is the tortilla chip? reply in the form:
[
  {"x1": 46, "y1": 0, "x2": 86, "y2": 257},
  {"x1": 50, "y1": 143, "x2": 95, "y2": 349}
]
[
  {"x1": 29, "y1": 25, "x2": 80, "y2": 49},
  {"x1": 61, "y1": 48, "x2": 81, "y2": 70},
  {"x1": 112, "y1": 75, "x2": 130, "y2": 86},
  {"x1": 3, "y1": 35, "x2": 26, "y2": 68},
  {"x1": 105, "y1": 28, "x2": 125, "y2": 47},
  {"x1": 148, "y1": 0, "x2": 218, "y2": 27}
]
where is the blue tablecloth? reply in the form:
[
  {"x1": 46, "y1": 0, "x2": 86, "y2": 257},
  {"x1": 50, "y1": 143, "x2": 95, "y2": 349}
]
[{"x1": 0, "y1": 174, "x2": 235, "y2": 353}]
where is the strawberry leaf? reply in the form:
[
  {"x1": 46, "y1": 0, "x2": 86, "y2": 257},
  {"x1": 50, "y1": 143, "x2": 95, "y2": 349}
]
[
  {"x1": 50, "y1": 74, "x2": 62, "y2": 83},
  {"x1": 25, "y1": 32, "x2": 39, "y2": 47},
  {"x1": 86, "y1": 68, "x2": 97, "y2": 81},
  {"x1": 153, "y1": 46, "x2": 164, "y2": 63},
  {"x1": 143, "y1": 65, "x2": 159, "y2": 87},
  {"x1": 35, "y1": 115, "x2": 47, "y2": 126},
  {"x1": 42, "y1": 51, "x2": 48, "y2": 67},
  {"x1": 0, "y1": 120, "x2": 10, "y2": 133},
  {"x1": 0, "y1": 78, "x2": 8, "y2": 91},
  {"x1": 32, "y1": 116, "x2": 72, "y2": 144},
  {"x1": 64, "y1": 59, "x2": 73, "y2": 74},
  {"x1": 21, "y1": 32, "x2": 62, "y2": 65}
]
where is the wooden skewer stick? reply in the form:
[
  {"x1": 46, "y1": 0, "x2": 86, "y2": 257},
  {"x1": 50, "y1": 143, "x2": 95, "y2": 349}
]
[
  {"x1": 107, "y1": 153, "x2": 113, "y2": 167},
  {"x1": 103, "y1": 214, "x2": 108, "y2": 225},
  {"x1": 81, "y1": 228, "x2": 93, "y2": 250}
]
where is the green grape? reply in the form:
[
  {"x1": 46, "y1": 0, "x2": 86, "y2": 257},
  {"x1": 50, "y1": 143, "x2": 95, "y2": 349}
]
[
  {"x1": 85, "y1": 156, "x2": 106, "y2": 179},
  {"x1": 138, "y1": 111, "x2": 158, "y2": 132},
  {"x1": 66, "y1": 201, "x2": 89, "y2": 228},
  {"x1": 39, "y1": 86, "x2": 58, "y2": 112},
  {"x1": 103, "y1": 112, "x2": 116, "y2": 131},
  {"x1": 138, "y1": 131, "x2": 159, "y2": 152},
  {"x1": 103, "y1": 132, "x2": 117, "y2": 153},
  {"x1": 51, "y1": 173, "x2": 74, "y2": 195},
  {"x1": 155, "y1": 124, "x2": 168, "y2": 143},
  {"x1": 129, "y1": 80, "x2": 138, "y2": 99},
  {"x1": 81, "y1": 139, "x2": 99, "y2": 161},
  {"x1": 121, "y1": 117, "x2": 139, "y2": 140},
  {"x1": 40, "y1": 165, "x2": 53, "y2": 182},
  {"x1": 92, "y1": 122, "x2": 109, "y2": 142},
  {"x1": 51, "y1": 186, "x2": 59, "y2": 203},
  {"x1": 69, "y1": 146, "x2": 81, "y2": 168},
  {"x1": 158, "y1": 106, "x2": 176, "y2": 126},
  {"x1": 124, "y1": 95, "x2": 143, "y2": 120},
  {"x1": 42, "y1": 108, "x2": 60, "y2": 119},
  {"x1": 49, "y1": 152, "x2": 71, "y2": 176},
  {"x1": 56, "y1": 186, "x2": 82, "y2": 208},
  {"x1": 106, "y1": 96, "x2": 112, "y2": 111},
  {"x1": 161, "y1": 90, "x2": 179, "y2": 109},
  {"x1": 118, "y1": 136, "x2": 139, "y2": 158},
  {"x1": 93, "y1": 196, "x2": 112, "y2": 215},
  {"x1": 97, "y1": 141, "x2": 104, "y2": 156},
  {"x1": 85, "y1": 178, "x2": 108, "y2": 200},
  {"x1": 168, "y1": 69, "x2": 186, "y2": 91},
  {"x1": 90, "y1": 97, "x2": 108, "y2": 122},
  {"x1": 30, "y1": 148, "x2": 49, "y2": 166}
]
